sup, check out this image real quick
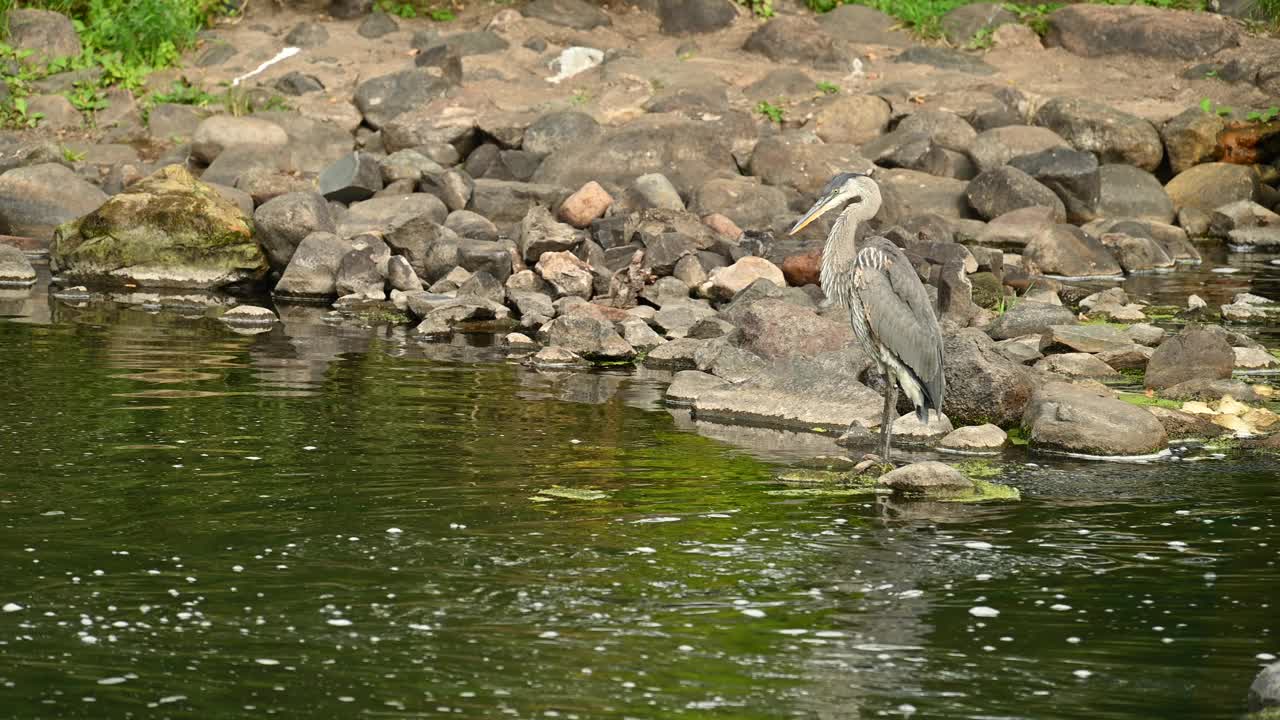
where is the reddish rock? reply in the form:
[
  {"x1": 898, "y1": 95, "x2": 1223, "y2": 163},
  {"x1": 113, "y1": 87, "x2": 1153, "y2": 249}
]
[
  {"x1": 702, "y1": 212, "x2": 742, "y2": 240},
  {"x1": 781, "y1": 250, "x2": 821, "y2": 287},
  {"x1": 557, "y1": 181, "x2": 614, "y2": 228}
]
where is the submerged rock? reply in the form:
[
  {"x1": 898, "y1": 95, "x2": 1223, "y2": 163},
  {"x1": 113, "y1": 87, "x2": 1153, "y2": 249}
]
[
  {"x1": 50, "y1": 165, "x2": 263, "y2": 289},
  {"x1": 877, "y1": 461, "x2": 975, "y2": 496}
]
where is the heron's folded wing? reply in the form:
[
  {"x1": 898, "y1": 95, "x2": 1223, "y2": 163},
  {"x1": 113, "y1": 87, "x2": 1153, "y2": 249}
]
[{"x1": 856, "y1": 243, "x2": 946, "y2": 406}]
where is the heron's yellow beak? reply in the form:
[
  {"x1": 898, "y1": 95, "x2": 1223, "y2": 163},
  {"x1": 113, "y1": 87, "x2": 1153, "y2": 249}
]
[{"x1": 787, "y1": 192, "x2": 844, "y2": 235}]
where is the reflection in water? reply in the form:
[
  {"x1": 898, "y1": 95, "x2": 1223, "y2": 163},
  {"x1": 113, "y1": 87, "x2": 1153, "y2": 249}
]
[{"x1": 0, "y1": 263, "x2": 1277, "y2": 720}]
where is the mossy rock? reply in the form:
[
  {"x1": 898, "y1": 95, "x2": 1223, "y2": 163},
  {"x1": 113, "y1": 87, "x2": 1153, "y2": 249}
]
[
  {"x1": 50, "y1": 164, "x2": 266, "y2": 289},
  {"x1": 969, "y1": 271, "x2": 1005, "y2": 310}
]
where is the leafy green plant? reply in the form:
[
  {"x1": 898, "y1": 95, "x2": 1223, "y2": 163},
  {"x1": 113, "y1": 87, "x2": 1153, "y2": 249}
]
[
  {"x1": 66, "y1": 80, "x2": 107, "y2": 113},
  {"x1": 1246, "y1": 106, "x2": 1280, "y2": 123},
  {"x1": 1200, "y1": 97, "x2": 1234, "y2": 117},
  {"x1": 427, "y1": 7, "x2": 455, "y2": 21},
  {"x1": 61, "y1": 145, "x2": 86, "y2": 163},
  {"x1": 377, "y1": 0, "x2": 418, "y2": 17},
  {"x1": 816, "y1": 80, "x2": 840, "y2": 95},
  {"x1": 570, "y1": 89, "x2": 589, "y2": 106},
  {"x1": 967, "y1": 26, "x2": 995, "y2": 49},
  {"x1": 755, "y1": 100, "x2": 784, "y2": 124},
  {"x1": 1003, "y1": 2, "x2": 1061, "y2": 36},
  {"x1": 2, "y1": 97, "x2": 44, "y2": 129},
  {"x1": 150, "y1": 78, "x2": 218, "y2": 106},
  {"x1": 736, "y1": 0, "x2": 774, "y2": 16}
]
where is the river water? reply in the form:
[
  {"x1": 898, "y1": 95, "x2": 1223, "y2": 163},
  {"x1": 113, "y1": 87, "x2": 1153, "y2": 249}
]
[{"x1": 1, "y1": 258, "x2": 1277, "y2": 720}]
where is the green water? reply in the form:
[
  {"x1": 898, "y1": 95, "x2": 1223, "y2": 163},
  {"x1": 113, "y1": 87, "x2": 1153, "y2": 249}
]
[{"x1": 1, "y1": 290, "x2": 1277, "y2": 720}]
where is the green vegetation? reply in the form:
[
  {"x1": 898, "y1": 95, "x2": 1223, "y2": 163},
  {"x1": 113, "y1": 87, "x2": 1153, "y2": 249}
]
[
  {"x1": 966, "y1": 26, "x2": 995, "y2": 49},
  {"x1": 755, "y1": 100, "x2": 785, "y2": 124},
  {"x1": 942, "y1": 478, "x2": 1021, "y2": 503},
  {"x1": 1007, "y1": 426, "x2": 1029, "y2": 446},
  {"x1": 1117, "y1": 391, "x2": 1182, "y2": 409},
  {"x1": 0, "y1": 95, "x2": 42, "y2": 128},
  {"x1": 151, "y1": 78, "x2": 218, "y2": 106},
  {"x1": 955, "y1": 458, "x2": 1002, "y2": 479},
  {"x1": 60, "y1": 144, "x2": 85, "y2": 162},
  {"x1": 532, "y1": 486, "x2": 611, "y2": 502},
  {"x1": 1247, "y1": 105, "x2": 1280, "y2": 123},
  {"x1": 735, "y1": 0, "x2": 775, "y2": 17},
  {"x1": 816, "y1": 80, "x2": 840, "y2": 95},
  {"x1": 1200, "y1": 97, "x2": 1235, "y2": 118},
  {"x1": 375, "y1": 0, "x2": 456, "y2": 20}
]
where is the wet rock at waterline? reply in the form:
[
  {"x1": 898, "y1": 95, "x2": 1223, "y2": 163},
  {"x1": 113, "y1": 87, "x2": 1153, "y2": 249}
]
[
  {"x1": 0, "y1": 163, "x2": 108, "y2": 242},
  {"x1": 877, "y1": 462, "x2": 975, "y2": 497},
  {"x1": 0, "y1": 244, "x2": 37, "y2": 286},
  {"x1": 50, "y1": 165, "x2": 263, "y2": 289},
  {"x1": 939, "y1": 423, "x2": 1008, "y2": 452},
  {"x1": 1022, "y1": 382, "x2": 1168, "y2": 457},
  {"x1": 1250, "y1": 661, "x2": 1280, "y2": 712}
]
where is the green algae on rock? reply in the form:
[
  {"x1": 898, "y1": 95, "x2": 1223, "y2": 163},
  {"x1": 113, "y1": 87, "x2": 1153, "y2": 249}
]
[{"x1": 50, "y1": 165, "x2": 266, "y2": 289}]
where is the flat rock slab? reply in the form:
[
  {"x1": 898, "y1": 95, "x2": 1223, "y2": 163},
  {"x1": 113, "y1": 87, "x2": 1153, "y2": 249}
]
[
  {"x1": 1045, "y1": 5, "x2": 1240, "y2": 60},
  {"x1": 1048, "y1": 324, "x2": 1133, "y2": 353},
  {"x1": 692, "y1": 347, "x2": 882, "y2": 433},
  {"x1": 1023, "y1": 381, "x2": 1167, "y2": 456}
]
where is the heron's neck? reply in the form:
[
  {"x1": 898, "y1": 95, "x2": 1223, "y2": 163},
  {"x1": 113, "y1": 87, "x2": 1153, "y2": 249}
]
[{"x1": 819, "y1": 206, "x2": 868, "y2": 305}]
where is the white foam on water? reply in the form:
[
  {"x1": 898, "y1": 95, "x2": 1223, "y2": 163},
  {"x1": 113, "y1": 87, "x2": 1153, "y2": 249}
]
[{"x1": 969, "y1": 606, "x2": 1000, "y2": 618}]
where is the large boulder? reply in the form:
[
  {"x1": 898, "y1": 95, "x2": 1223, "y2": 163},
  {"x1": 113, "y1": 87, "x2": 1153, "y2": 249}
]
[
  {"x1": 878, "y1": 461, "x2": 975, "y2": 496},
  {"x1": 1096, "y1": 164, "x2": 1174, "y2": 224},
  {"x1": 1007, "y1": 147, "x2": 1100, "y2": 224},
  {"x1": 191, "y1": 116, "x2": 289, "y2": 164},
  {"x1": 1033, "y1": 97, "x2": 1163, "y2": 172},
  {"x1": 657, "y1": 0, "x2": 737, "y2": 35},
  {"x1": 690, "y1": 177, "x2": 788, "y2": 231},
  {"x1": 943, "y1": 328, "x2": 1036, "y2": 426},
  {"x1": 0, "y1": 244, "x2": 37, "y2": 286},
  {"x1": 875, "y1": 169, "x2": 974, "y2": 224},
  {"x1": 1023, "y1": 224, "x2": 1121, "y2": 277},
  {"x1": 274, "y1": 231, "x2": 351, "y2": 298},
  {"x1": 732, "y1": 298, "x2": 856, "y2": 362},
  {"x1": 813, "y1": 95, "x2": 892, "y2": 146},
  {"x1": 339, "y1": 194, "x2": 448, "y2": 237},
  {"x1": 987, "y1": 300, "x2": 1077, "y2": 340},
  {"x1": 1160, "y1": 108, "x2": 1226, "y2": 175},
  {"x1": 691, "y1": 347, "x2": 882, "y2": 432},
  {"x1": 749, "y1": 134, "x2": 872, "y2": 198},
  {"x1": 699, "y1": 257, "x2": 785, "y2": 302},
  {"x1": 939, "y1": 3, "x2": 1017, "y2": 45},
  {"x1": 540, "y1": 315, "x2": 636, "y2": 361},
  {"x1": 1164, "y1": 163, "x2": 1259, "y2": 213},
  {"x1": 968, "y1": 126, "x2": 1069, "y2": 173},
  {"x1": 1022, "y1": 381, "x2": 1167, "y2": 456},
  {"x1": 253, "y1": 192, "x2": 334, "y2": 271},
  {"x1": 353, "y1": 68, "x2": 453, "y2": 129},
  {"x1": 523, "y1": 0, "x2": 610, "y2": 29},
  {"x1": 49, "y1": 165, "x2": 263, "y2": 289},
  {"x1": 816, "y1": 4, "x2": 912, "y2": 46},
  {"x1": 1251, "y1": 662, "x2": 1280, "y2": 713},
  {"x1": 533, "y1": 115, "x2": 737, "y2": 195},
  {"x1": 742, "y1": 16, "x2": 845, "y2": 69},
  {"x1": 470, "y1": 180, "x2": 568, "y2": 223},
  {"x1": 0, "y1": 163, "x2": 107, "y2": 243},
  {"x1": 5, "y1": 9, "x2": 82, "y2": 65},
  {"x1": 1144, "y1": 325, "x2": 1234, "y2": 390},
  {"x1": 1044, "y1": 4, "x2": 1239, "y2": 60},
  {"x1": 965, "y1": 166, "x2": 1065, "y2": 222}
]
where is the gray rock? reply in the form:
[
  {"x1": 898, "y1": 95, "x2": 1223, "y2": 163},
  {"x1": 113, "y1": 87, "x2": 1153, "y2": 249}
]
[
  {"x1": 446, "y1": 209, "x2": 498, "y2": 241},
  {"x1": 1045, "y1": 4, "x2": 1239, "y2": 60},
  {"x1": 536, "y1": 115, "x2": 738, "y2": 197},
  {"x1": 380, "y1": 149, "x2": 444, "y2": 185},
  {"x1": 944, "y1": 328, "x2": 1036, "y2": 426},
  {"x1": 191, "y1": 116, "x2": 288, "y2": 165},
  {"x1": 415, "y1": 297, "x2": 513, "y2": 336},
  {"x1": 732, "y1": 298, "x2": 858, "y2": 363},
  {"x1": 341, "y1": 193, "x2": 448, "y2": 237},
  {"x1": 275, "y1": 71, "x2": 325, "y2": 96},
  {"x1": 147, "y1": 104, "x2": 211, "y2": 141},
  {"x1": 1023, "y1": 381, "x2": 1167, "y2": 456},
  {"x1": 1047, "y1": 324, "x2": 1133, "y2": 353},
  {"x1": 695, "y1": 341, "x2": 766, "y2": 383},
  {"x1": 508, "y1": 288, "x2": 556, "y2": 320},
  {"x1": 522, "y1": 0, "x2": 611, "y2": 29},
  {"x1": 643, "y1": 336, "x2": 709, "y2": 370},
  {"x1": 743, "y1": 16, "x2": 845, "y2": 70},
  {"x1": 274, "y1": 231, "x2": 351, "y2": 298},
  {"x1": 629, "y1": 173, "x2": 685, "y2": 211},
  {"x1": 1160, "y1": 378, "x2": 1263, "y2": 404},
  {"x1": 665, "y1": 370, "x2": 726, "y2": 405},
  {"x1": 816, "y1": 4, "x2": 911, "y2": 46},
  {"x1": 657, "y1": 0, "x2": 737, "y2": 35},
  {"x1": 429, "y1": 30, "x2": 510, "y2": 57},
  {"x1": 691, "y1": 177, "x2": 787, "y2": 231},
  {"x1": 894, "y1": 46, "x2": 996, "y2": 75},
  {"x1": 896, "y1": 110, "x2": 978, "y2": 152},
  {"x1": 1006, "y1": 147, "x2": 1100, "y2": 224},
  {"x1": 1024, "y1": 224, "x2": 1122, "y2": 278},
  {"x1": 1035, "y1": 352, "x2": 1122, "y2": 380},
  {"x1": 968, "y1": 126, "x2": 1069, "y2": 174},
  {"x1": 1145, "y1": 325, "x2": 1234, "y2": 390},
  {"x1": 387, "y1": 254, "x2": 423, "y2": 292},
  {"x1": 965, "y1": 166, "x2": 1066, "y2": 222},
  {"x1": 1166, "y1": 164, "x2": 1260, "y2": 214},
  {"x1": 253, "y1": 192, "x2": 335, "y2": 271},
  {"x1": 319, "y1": 152, "x2": 383, "y2": 204},
  {"x1": 988, "y1": 300, "x2": 1077, "y2": 340},
  {"x1": 692, "y1": 347, "x2": 882, "y2": 432},
  {"x1": 876, "y1": 169, "x2": 974, "y2": 224},
  {"x1": 975, "y1": 206, "x2": 1058, "y2": 247},
  {"x1": 1096, "y1": 164, "x2": 1174, "y2": 224},
  {"x1": 5, "y1": 9, "x2": 81, "y2": 65},
  {"x1": 1160, "y1": 107, "x2": 1226, "y2": 174},
  {"x1": 1033, "y1": 97, "x2": 1163, "y2": 171},
  {"x1": 1227, "y1": 227, "x2": 1280, "y2": 250},
  {"x1": 536, "y1": 250, "x2": 594, "y2": 299},
  {"x1": 540, "y1": 314, "x2": 635, "y2": 361},
  {"x1": 220, "y1": 305, "x2": 278, "y2": 327},
  {"x1": 940, "y1": 3, "x2": 1018, "y2": 45},
  {"x1": 1127, "y1": 323, "x2": 1166, "y2": 346},
  {"x1": 353, "y1": 69, "x2": 453, "y2": 129},
  {"x1": 358, "y1": 11, "x2": 399, "y2": 38},
  {"x1": 522, "y1": 111, "x2": 601, "y2": 157},
  {"x1": 878, "y1": 461, "x2": 974, "y2": 496},
  {"x1": 1208, "y1": 200, "x2": 1280, "y2": 238},
  {"x1": 621, "y1": 317, "x2": 666, "y2": 350},
  {"x1": 470, "y1": 180, "x2": 569, "y2": 223},
  {"x1": 380, "y1": 106, "x2": 475, "y2": 155},
  {"x1": 285, "y1": 21, "x2": 329, "y2": 47},
  {"x1": 1099, "y1": 230, "x2": 1174, "y2": 273},
  {"x1": 655, "y1": 300, "x2": 718, "y2": 338},
  {"x1": 1098, "y1": 344, "x2": 1153, "y2": 371},
  {"x1": 330, "y1": 0, "x2": 374, "y2": 19},
  {"x1": 749, "y1": 134, "x2": 872, "y2": 198},
  {"x1": 519, "y1": 205, "x2": 580, "y2": 262},
  {"x1": 0, "y1": 163, "x2": 107, "y2": 241},
  {"x1": 938, "y1": 423, "x2": 1007, "y2": 452},
  {"x1": 891, "y1": 411, "x2": 955, "y2": 445},
  {"x1": 457, "y1": 270, "x2": 505, "y2": 305},
  {"x1": 0, "y1": 244, "x2": 36, "y2": 285},
  {"x1": 336, "y1": 241, "x2": 389, "y2": 299},
  {"x1": 813, "y1": 94, "x2": 892, "y2": 146},
  {"x1": 1249, "y1": 662, "x2": 1280, "y2": 712}
]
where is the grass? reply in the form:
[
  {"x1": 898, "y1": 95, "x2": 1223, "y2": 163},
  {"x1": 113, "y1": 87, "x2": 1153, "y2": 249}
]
[
  {"x1": 955, "y1": 458, "x2": 1003, "y2": 479},
  {"x1": 1117, "y1": 391, "x2": 1183, "y2": 409},
  {"x1": 755, "y1": 100, "x2": 784, "y2": 124},
  {"x1": 816, "y1": 80, "x2": 840, "y2": 94}
]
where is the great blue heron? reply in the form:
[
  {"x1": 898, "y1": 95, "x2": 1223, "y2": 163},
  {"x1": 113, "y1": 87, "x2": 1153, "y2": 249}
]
[{"x1": 788, "y1": 172, "x2": 945, "y2": 463}]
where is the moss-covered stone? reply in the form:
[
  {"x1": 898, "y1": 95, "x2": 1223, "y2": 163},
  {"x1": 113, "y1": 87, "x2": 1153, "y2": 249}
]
[
  {"x1": 50, "y1": 165, "x2": 266, "y2": 289},
  {"x1": 969, "y1": 271, "x2": 1005, "y2": 310}
]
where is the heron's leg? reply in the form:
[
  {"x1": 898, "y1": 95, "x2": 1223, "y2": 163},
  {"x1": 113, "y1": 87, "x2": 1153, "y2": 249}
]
[{"x1": 880, "y1": 380, "x2": 898, "y2": 463}]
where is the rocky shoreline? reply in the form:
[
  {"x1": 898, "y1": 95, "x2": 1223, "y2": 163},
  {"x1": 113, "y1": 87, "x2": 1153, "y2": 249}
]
[{"x1": 1, "y1": 0, "x2": 1280, "y2": 475}]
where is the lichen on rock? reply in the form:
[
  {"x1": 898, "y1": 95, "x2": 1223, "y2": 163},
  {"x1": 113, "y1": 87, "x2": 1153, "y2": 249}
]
[{"x1": 50, "y1": 164, "x2": 265, "y2": 290}]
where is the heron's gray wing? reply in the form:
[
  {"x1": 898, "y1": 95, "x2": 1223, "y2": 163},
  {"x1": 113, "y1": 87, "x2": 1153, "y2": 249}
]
[{"x1": 854, "y1": 238, "x2": 946, "y2": 408}]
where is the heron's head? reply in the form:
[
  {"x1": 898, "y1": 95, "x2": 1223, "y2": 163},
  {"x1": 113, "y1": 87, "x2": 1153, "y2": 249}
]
[{"x1": 787, "y1": 172, "x2": 881, "y2": 235}]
